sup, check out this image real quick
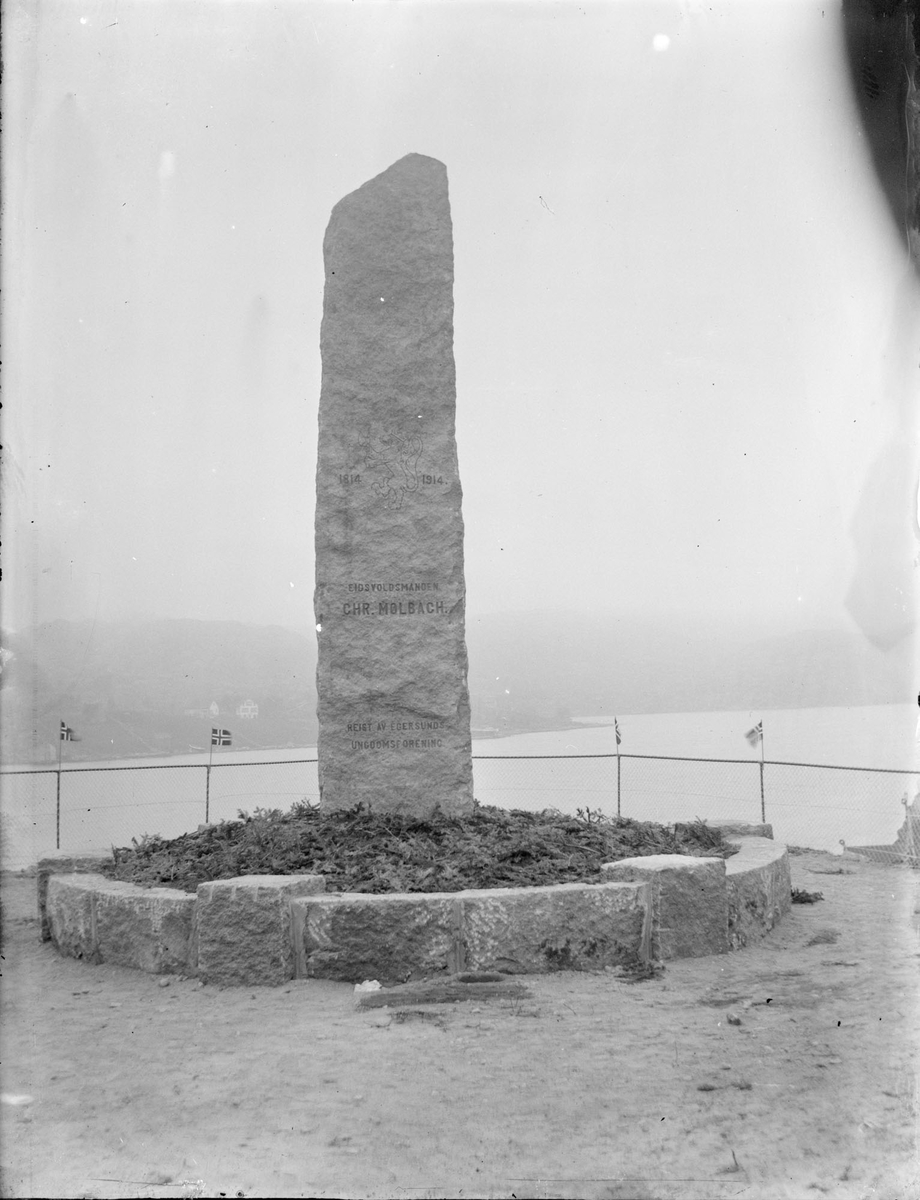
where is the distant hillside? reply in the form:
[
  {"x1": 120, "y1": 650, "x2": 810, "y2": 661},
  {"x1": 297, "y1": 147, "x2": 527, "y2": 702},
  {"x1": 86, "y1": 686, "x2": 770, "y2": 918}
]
[
  {"x1": 1, "y1": 612, "x2": 910, "y2": 764},
  {"x1": 0, "y1": 619, "x2": 318, "y2": 764},
  {"x1": 465, "y1": 612, "x2": 912, "y2": 727}
]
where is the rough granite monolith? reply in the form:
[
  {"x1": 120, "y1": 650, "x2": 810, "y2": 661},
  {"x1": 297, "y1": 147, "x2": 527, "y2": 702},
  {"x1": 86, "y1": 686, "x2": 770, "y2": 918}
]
[{"x1": 314, "y1": 154, "x2": 473, "y2": 815}]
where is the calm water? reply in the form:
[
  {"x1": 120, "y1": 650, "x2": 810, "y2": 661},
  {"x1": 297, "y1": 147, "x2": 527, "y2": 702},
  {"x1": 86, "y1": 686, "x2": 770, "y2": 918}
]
[{"x1": 3, "y1": 703, "x2": 916, "y2": 870}]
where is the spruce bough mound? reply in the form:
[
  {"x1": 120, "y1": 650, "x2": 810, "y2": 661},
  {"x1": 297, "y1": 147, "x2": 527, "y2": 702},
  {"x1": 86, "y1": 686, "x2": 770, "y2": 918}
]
[{"x1": 110, "y1": 803, "x2": 736, "y2": 894}]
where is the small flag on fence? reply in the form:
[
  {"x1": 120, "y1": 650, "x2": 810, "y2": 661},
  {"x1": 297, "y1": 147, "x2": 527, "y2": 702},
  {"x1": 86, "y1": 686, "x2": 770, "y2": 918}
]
[
  {"x1": 745, "y1": 721, "x2": 763, "y2": 747},
  {"x1": 211, "y1": 728, "x2": 232, "y2": 747},
  {"x1": 614, "y1": 718, "x2": 622, "y2": 746},
  {"x1": 60, "y1": 721, "x2": 77, "y2": 742}
]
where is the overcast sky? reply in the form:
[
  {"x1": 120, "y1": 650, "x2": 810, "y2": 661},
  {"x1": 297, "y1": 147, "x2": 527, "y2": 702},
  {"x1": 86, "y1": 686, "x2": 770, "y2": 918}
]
[{"x1": 4, "y1": 0, "x2": 917, "y2": 650}]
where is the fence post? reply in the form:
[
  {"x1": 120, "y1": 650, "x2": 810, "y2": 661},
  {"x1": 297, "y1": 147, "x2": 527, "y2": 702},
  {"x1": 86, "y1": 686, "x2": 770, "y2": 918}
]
[
  {"x1": 55, "y1": 767, "x2": 62, "y2": 850},
  {"x1": 616, "y1": 754, "x2": 622, "y2": 818},
  {"x1": 759, "y1": 759, "x2": 765, "y2": 824}
]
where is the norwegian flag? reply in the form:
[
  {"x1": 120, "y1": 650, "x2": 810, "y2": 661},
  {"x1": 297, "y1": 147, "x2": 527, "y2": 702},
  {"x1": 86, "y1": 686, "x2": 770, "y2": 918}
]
[
  {"x1": 745, "y1": 721, "x2": 763, "y2": 747},
  {"x1": 60, "y1": 721, "x2": 77, "y2": 741},
  {"x1": 211, "y1": 728, "x2": 232, "y2": 746},
  {"x1": 614, "y1": 718, "x2": 622, "y2": 747}
]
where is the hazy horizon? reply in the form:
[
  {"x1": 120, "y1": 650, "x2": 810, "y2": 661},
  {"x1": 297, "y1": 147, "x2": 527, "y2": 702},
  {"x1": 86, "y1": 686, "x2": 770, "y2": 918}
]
[{"x1": 1, "y1": 604, "x2": 866, "y2": 639}]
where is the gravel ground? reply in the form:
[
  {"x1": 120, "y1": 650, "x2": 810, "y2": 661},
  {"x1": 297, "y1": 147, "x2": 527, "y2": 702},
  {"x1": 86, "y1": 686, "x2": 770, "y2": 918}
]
[{"x1": 2, "y1": 850, "x2": 918, "y2": 1199}]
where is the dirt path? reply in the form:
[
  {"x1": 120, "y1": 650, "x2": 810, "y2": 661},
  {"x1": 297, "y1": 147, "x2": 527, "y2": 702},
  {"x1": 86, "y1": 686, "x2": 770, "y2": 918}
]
[{"x1": 2, "y1": 851, "x2": 919, "y2": 1200}]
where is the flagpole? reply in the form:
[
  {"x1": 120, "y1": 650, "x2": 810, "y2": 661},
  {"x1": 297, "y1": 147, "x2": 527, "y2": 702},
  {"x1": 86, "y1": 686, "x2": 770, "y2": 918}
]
[
  {"x1": 56, "y1": 721, "x2": 63, "y2": 850},
  {"x1": 615, "y1": 717, "x2": 621, "y2": 819},
  {"x1": 206, "y1": 730, "x2": 213, "y2": 825},
  {"x1": 758, "y1": 719, "x2": 766, "y2": 824}
]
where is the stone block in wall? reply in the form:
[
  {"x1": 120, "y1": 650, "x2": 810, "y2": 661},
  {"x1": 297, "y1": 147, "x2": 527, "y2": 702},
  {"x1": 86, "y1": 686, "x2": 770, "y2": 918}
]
[
  {"x1": 458, "y1": 883, "x2": 647, "y2": 974},
  {"x1": 196, "y1": 875, "x2": 326, "y2": 987},
  {"x1": 708, "y1": 819, "x2": 774, "y2": 840},
  {"x1": 45, "y1": 874, "x2": 104, "y2": 962},
  {"x1": 725, "y1": 837, "x2": 791, "y2": 949},
  {"x1": 37, "y1": 853, "x2": 112, "y2": 941},
  {"x1": 294, "y1": 892, "x2": 456, "y2": 983},
  {"x1": 94, "y1": 880, "x2": 196, "y2": 974},
  {"x1": 458, "y1": 881, "x2": 649, "y2": 975},
  {"x1": 601, "y1": 855, "x2": 728, "y2": 960}
]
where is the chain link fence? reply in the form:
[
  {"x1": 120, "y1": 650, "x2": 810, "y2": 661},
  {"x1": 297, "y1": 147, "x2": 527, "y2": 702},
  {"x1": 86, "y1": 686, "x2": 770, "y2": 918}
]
[
  {"x1": 473, "y1": 754, "x2": 918, "y2": 852},
  {"x1": 206, "y1": 759, "x2": 322, "y2": 825},
  {"x1": 472, "y1": 753, "x2": 764, "y2": 826},
  {"x1": 2, "y1": 753, "x2": 917, "y2": 870},
  {"x1": 761, "y1": 760, "x2": 919, "y2": 853}
]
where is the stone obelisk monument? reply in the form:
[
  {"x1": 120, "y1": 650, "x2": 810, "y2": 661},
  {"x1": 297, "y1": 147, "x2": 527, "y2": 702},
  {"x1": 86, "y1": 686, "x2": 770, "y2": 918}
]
[{"x1": 314, "y1": 154, "x2": 474, "y2": 816}]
